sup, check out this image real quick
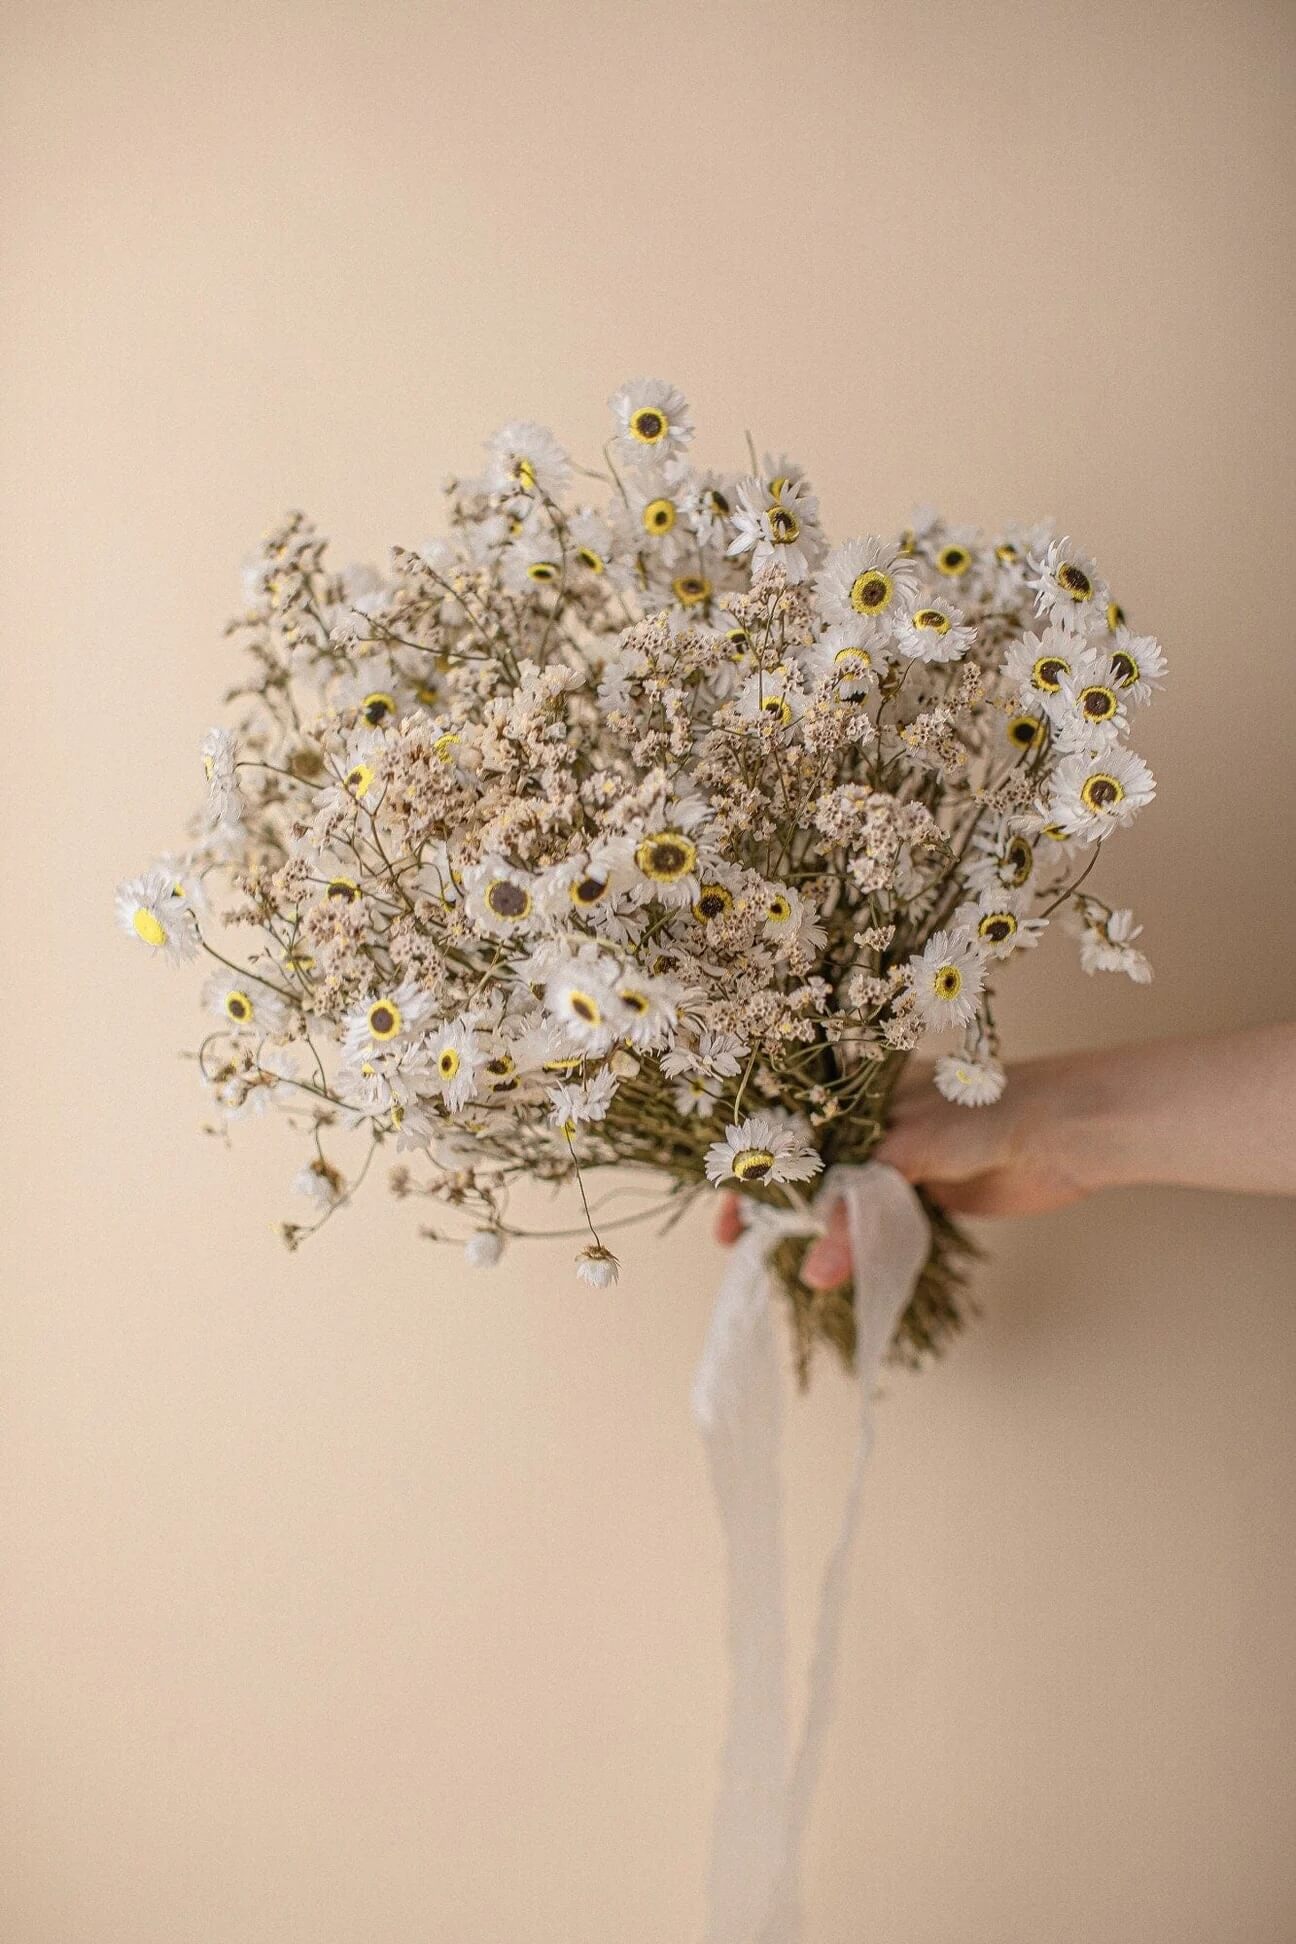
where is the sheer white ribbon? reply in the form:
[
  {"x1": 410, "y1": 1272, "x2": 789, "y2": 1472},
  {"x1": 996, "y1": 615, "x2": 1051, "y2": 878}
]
[{"x1": 692, "y1": 1162, "x2": 929, "y2": 1944}]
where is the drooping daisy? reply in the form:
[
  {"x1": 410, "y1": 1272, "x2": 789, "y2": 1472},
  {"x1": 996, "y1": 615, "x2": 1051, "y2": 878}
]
[
  {"x1": 1027, "y1": 535, "x2": 1110, "y2": 633},
  {"x1": 465, "y1": 1230, "x2": 505, "y2": 1269},
  {"x1": 904, "y1": 929, "x2": 984, "y2": 1029},
  {"x1": 202, "y1": 971, "x2": 292, "y2": 1037},
  {"x1": 672, "y1": 1075, "x2": 722, "y2": 1119},
  {"x1": 574, "y1": 1244, "x2": 621, "y2": 1288},
  {"x1": 424, "y1": 1015, "x2": 482, "y2": 1111},
  {"x1": 463, "y1": 857, "x2": 538, "y2": 936},
  {"x1": 200, "y1": 727, "x2": 243, "y2": 829},
  {"x1": 704, "y1": 1112, "x2": 824, "y2": 1186},
  {"x1": 1072, "y1": 905, "x2": 1153, "y2": 982},
  {"x1": 893, "y1": 597, "x2": 975, "y2": 665},
  {"x1": 484, "y1": 420, "x2": 572, "y2": 500},
  {"x1": 1046, "y1": 746, "x2": 1156, "y2": 841},
  {"x1": 934, "y1": 1050, "x2": 1007, "y2": 1106},
  {"x1": 115, "y1": 869, "x2": 199, "y2": 961},
  {"x1": 726, "y1": 475, "x2": 823, "y2": 583},
  {"x1": 608, "y1": 378, "x2": 694, "y2": 465},
  {"x1": 815, "y1": 536, "x2": 918, "y2": 630},
  {"x1": 548, "y1": 1066, "x2": 618, "y2": 1130}
]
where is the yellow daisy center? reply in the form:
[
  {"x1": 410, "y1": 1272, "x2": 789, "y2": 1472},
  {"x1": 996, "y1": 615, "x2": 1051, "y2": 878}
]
[
  {"x1": 768, "y1": 506, "x2": 800, "y2": 544},
  {"x1": 577, "y1": 548, "x2": 606, "y2": 574},
  {"x1": 1107, "y1": 601, "x2": 1126, "y2": 630},
  {"x1": 566, "y1": 989, "x2": 602, "y2": 1026},
  {"x1": 629, "y1": 406, "x2": 667, "y2": 444},
  {"x1": 635, "y1": 831, "x2": 697, "y2": 883},
  {"x1": 433, "y1": 732, "x2": 460, "y2": 763},
  {"x1": 1004, "y1": 839, "x2": 1034, "y2": 886},
  {"x1": 1080, "y1": 685, "x2": 1119, "y2": 721},
  {"x1": 850, "y1": 569, "x2": 893, "y2": 614},
  {"x1": 327, "y1": 877, "x2": 360, "y2": 902},
  {"x1": 526, "y1": 560, "x2": 560, "y2": 583},
  {"x1": 1080, "y1": 772, "x2": 1124, "y2": 813},
  {"x1": 913, "y1": 607, "x2": 950, "y2": 632},
  {"x1": 978, "y1": 912, "x2": 1018, "y2": 945},
  {"x1": 345, "y1": 762, "x2": 374, "y2": 798},
  {"x1": 438, "y1": 1047, "x2": 461, "y2": 1079},
  {"x1": 643, "y1": 498, "x2": 676, "y2": 535},
  {"x1": 1032, "y1": 654, "x2": 1071, "y2": 692},
  {"x1": 1057, "y1": 561, "x2": 1093, "y2": 600},
  {"x1": 368, "y1": 1000, "x2": 402, "y2": 1040},
  {"x1": 618, "y1": 987, "x2": 650, "y2": 1015},
  {"x1": 1110, "y1": 650, "x2": 1139, "y2": 688},
  {"x1": 934, "y1": 965, "x2": 963, "y2": 1000},
  {"x1": 1008, "y1": 714, "x2": 1046, "y2": 750},
  {"x1": 767, "y1": 894, "x2": 792, "y2": 924},
  {"x1": 513, "y1": 457, "x2": 537, "y2": 489},
  {"x1": 693, "y1": 883, "x2": 733, "y2": 922},
  {"x1": 733, "y1": 1147, "x2": 776, "y2": 1182},
  {"x1": 672, "y1": 574, "x2": 712, "y2": 606},
  {"x1": 361, "y1": 691, "x2": 396, "y2": 725},
  {"x1": 224, "y1": 989, "x2": 254, "y2": 1022},
  {"x1": 569, "y1": 874, "x2": 609, "y2": 909},
  {"x1": 485, "y1": 878, "x2": 531, "y2": 921},
  {"x1": 131, "y1": 908, "x2": 167, "y2": 947},
  {"x1": 937, "y1": 544, "x2": 971, "y2": 577}
]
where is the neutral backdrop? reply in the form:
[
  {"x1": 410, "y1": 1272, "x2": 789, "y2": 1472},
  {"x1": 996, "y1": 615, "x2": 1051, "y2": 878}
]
[{"x1": 3, "y1": 3, "x2": 1295, "y2": 1940}]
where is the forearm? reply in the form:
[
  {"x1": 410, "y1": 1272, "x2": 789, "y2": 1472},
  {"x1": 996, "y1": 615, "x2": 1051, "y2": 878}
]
[{"x1": 1066, "y1": 1025, "x2": 1296, "y2": 1199}]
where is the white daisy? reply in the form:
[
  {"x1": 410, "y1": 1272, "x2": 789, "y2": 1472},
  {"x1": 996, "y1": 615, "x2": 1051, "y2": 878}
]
[
  {"x1": 1046, "y1": 746, "x2": 1156, "y2": 841},
  {"x1": 1027, "y1": 535, "x2": 1110, "y2": 633},
  {"x1": 608, "y1": 378, "x2": 694, "y2": 465},
  {"x1": 905, "y1": 929, "x2": 985, "y2": 1029},
  {"x1": 1000, "y1": 625, "x2": 1079, "y2": 706},
  {"x1": 626, "y1": 801, "x2": 713, "y2": 910},
  {"x1": 610, "y1": 972, "x2": 679, "y2": 1049},
  {"x1": 727, "y1": 475, "x2": 823, "y2": 584},
  {"x1": 462, "y1": 857, "x2": 538, "y2": 936},
  {"x1": 952, "y1": 889, "x2": 1047, "y2": 960},
  {"x1": 341, "y1": 980, "x2": 436, "y2": 1058},
  {"x1": 934, "y1": 1051, "x2": 1007, "y2": 1106},
  {"x1": 115, "y1": 869, "x2": 199, "y2": 962},
  {"x1": 624, "y1": 462, "x2": 692, "y2": 562},
  {"x1": 683, "y1": 469, "x2": 739, "y2": 548},
  {"x1": 202, "y1": 971, "x2": 292, "y2": 1037},
  {"x1": 735, "y1": 662, "x2": 805, "y2": 731},
  {"x1": 893, "y1": 597, "x2": 975, "y2": 665},
  {"x1": 1044, "y1": 664, "x2": 1129, "y2": 753},
  {"x1": 543, "y1": 960, "x2": 619, "y2": 1054},
  {"x1": 802, "y1": 624, "x2": 888, "y2": 697},
  {"x1": 424, "y1": 1015, "x2": 482, "y2": 1111},
  {"x1": 704, "y1": 1112, "x2": 824, "y2": 1186},
  {"x1": 1107, "y1": 628, "x2": 1168, "y2": 706},
  {"x1": 816, "y1": 536, "x2": 920, "y2": 629},
  {"x1": 484, "y1": 420, "x2": 572, "y2": 499}
]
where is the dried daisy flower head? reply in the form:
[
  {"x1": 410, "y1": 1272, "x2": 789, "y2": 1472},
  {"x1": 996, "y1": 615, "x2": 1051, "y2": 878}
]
[{"x1": 117, "y1": 383, "x2": 1164, "y2": 1369}]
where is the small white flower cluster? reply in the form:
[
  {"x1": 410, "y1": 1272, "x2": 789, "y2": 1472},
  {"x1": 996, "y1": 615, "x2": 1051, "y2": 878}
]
[{"x1": 116, "y1": 383, "x2": 1164, "y2": 1297}]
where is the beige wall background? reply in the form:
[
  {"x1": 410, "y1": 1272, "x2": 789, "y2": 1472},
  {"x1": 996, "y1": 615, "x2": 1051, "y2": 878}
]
[{"x1": 3, "y1": 2, "x2": 1295, "y2": 1938}]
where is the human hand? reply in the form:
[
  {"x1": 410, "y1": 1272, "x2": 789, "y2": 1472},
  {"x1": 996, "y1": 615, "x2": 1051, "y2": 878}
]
[{"x1": 713, "y1": 1055, "x2": 1109, "y2": 1288}]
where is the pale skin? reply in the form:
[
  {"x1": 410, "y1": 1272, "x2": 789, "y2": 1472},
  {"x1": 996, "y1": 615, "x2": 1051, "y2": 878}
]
[{"x1": 715, "y1": 1026, "x2": 1296, "y2": 1290}]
